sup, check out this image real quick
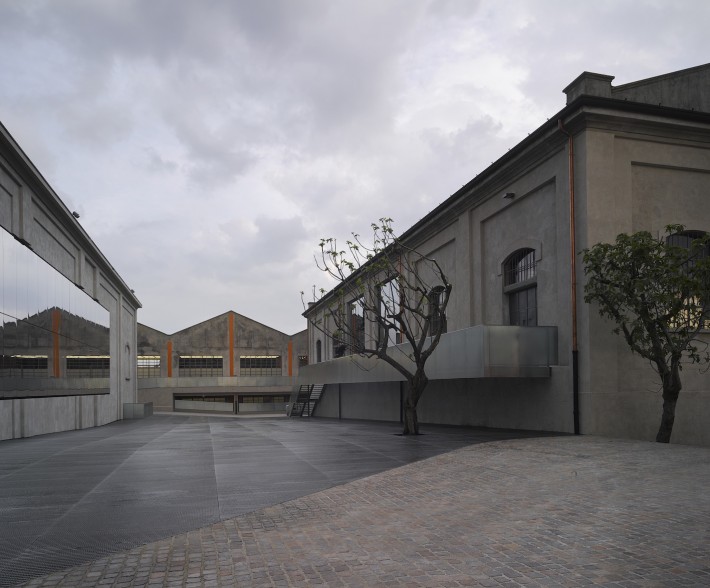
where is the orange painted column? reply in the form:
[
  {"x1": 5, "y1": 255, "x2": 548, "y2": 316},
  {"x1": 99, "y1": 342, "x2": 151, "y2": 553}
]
[
  {"x1": 52, "y1": 309, "x2": 61, "y2": 378},
  {"x1": 229, "y1": 313, "x2": 235, "y2": 377},
  {"x1": 288, "y1": 340, "x2": 293, "y2": 376},
  {"x1": 167, "y1": 341, "x2": 173, "y2": 378}
]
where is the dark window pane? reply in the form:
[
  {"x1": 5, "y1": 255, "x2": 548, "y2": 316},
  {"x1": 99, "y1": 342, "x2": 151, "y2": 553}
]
[
  {"x1": 504, "y1": 249, "x2": 536, "y2": 286},
  {"x1": 239, "y1": 355, "x2": 282, "y2": 376},
  {"x1": 178, "y1": 356, "x2": 223, "y2": 377},
  {"x1": 509, "y1": 286, "x2": 537, "y2": 326}
]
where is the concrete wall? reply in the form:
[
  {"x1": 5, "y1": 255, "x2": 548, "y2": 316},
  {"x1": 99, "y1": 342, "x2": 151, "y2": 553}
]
[
  {"x1": 315, "y1": 370, "x2": 572, "y2": 433},
  {"x1": 612, "y1": 64, "x2": 710, "y2": 112},
  {"x1": 137, "y1": 387, "x2": 173, "y2": 413},
  {"x1": 137, "y1": 315, "x2": 308, "y2": 412},
  {"x1": 417, "y1": 371, "x2": 571, "y2": 432},
  {"x1": 578, "y1": 127, "x2": 710, "y2": 446},
  {"x1": 0, "y1": 123, "x2": 140, "y2": 439},
  {"x1": 303, "y1": 67, "x2": 710, "y2": 446},
  {"x1": 315, "y1": 382, "x2": 400, "y2": 422}
]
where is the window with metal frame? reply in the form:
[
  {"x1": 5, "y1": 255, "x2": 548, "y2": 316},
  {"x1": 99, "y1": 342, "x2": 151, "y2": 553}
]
[
  {"x1": 178, "y1": 355, "x2": 223, "y2": 377},
  {"x1": 667, "y1": 230, "x2": 709, "y2": 330},
  {"x1": 66, "y1": 355, "x2": 110, "y2": 378},
  {"x1": 429, "y1": 286, "x2": 447, "y2": 336},
  {"x1": 332, "y1": 330, "x2": 347, "y2": 358},
  {"x1": 239, "y1": 355, "x2": 282, "y2": 376},
  {"x1": 667, "y1": 230, "x2": 709, "y2": 270},
  {"x1": 378, "y1": 277, "x2": 402, "y2": 346},
  {"x1": 504, "y1": 248, "x2": 536, "y2": 286},
  {"x1": 504, "y1": 248, "x2": 537, "y2": 326},
  {"x1": 349, "y1": 297, "x2": 365, "y2": 354},
  {"x1": 137, "y1": 355, "x2": 160, "y2": 378},
  {"x1": 0, "y1": 355, "x2": 48, "y2": 378}
]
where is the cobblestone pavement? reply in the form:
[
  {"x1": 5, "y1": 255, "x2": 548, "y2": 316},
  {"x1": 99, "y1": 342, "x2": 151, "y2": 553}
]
[
  {"x1": 1, "y1": 415, "x2": 546, "y2": 586},
  {"x1": 14, "y1": 434, "x2": 710, "y2": 587}
]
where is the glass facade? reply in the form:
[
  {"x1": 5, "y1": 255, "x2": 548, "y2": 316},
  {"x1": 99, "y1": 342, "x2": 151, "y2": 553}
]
[{"x1": 0, "y1": 227, "x2": 110, "y2": 394}]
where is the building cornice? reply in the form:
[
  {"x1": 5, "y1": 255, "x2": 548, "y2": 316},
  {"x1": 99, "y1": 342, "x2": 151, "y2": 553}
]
[{"x1": 0, "y1": 120, "x2": 141, "y2": 309}]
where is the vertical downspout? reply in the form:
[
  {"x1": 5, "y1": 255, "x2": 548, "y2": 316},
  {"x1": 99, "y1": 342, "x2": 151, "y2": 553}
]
[{"x1": 558, "y1": 119, "x2": 580, "y2": 435}]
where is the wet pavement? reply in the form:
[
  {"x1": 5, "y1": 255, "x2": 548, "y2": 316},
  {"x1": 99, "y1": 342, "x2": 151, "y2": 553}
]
[{"x1": 0, "y1": 414, "x2": 548, "y2": 586}]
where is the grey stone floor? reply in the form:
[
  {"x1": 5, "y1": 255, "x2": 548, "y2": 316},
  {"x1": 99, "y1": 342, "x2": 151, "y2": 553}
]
[
  {"x1": 0, "y1": 414, "x2": 547, "y2": 587},
  {"x1": 19, "y1": 434, "x2": 708, "y2": 588}
]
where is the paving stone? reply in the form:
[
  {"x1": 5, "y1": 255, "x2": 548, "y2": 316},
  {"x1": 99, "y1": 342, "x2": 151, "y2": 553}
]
[{"x1": 3, "y1": 418, "x2": 710, "y2": 586}]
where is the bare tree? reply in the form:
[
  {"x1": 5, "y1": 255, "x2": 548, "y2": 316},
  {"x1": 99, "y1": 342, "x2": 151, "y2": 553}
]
[{"x1": 303, "y1": 218, "x2": 452, "y2": 435}]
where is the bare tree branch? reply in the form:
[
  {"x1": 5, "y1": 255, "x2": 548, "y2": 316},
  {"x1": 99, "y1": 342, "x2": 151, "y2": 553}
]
[{"x1": 303, "y1": 218, "x2": 452, "y2": 434}]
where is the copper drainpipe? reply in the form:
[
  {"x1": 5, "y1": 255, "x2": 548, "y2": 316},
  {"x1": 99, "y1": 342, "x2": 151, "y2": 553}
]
[{"x1": 558, "y1": 119, "x2": 580, "y2": 435}]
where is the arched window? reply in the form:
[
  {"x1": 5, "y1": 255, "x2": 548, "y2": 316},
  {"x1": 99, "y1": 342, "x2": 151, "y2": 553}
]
[
  {"x1": 316, "y1": 340, "x2": 322, "y2": 363},
  {"x1": 503, "y1": 248, "x2": 537, "y2": 326}
]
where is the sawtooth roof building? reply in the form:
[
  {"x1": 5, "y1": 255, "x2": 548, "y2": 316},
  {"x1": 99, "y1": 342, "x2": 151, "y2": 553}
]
[{"x1": 137, "y1": 314, "x2": 307, "y2": 415}]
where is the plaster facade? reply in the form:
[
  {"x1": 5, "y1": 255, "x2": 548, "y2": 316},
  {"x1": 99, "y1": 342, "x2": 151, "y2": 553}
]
[{"x1": 302, "y1": 64, "x2": 710, "y2": 446}]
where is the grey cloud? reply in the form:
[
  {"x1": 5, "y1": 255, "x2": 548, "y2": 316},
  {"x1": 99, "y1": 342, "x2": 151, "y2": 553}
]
[
  {"x1": 58, "y1": 98, "x2": 134, "y2": 147},
  {"x1": 2, "y1": 1, "x2": 432, "y2": 176},
  {"x1": 425, "y1": 0, "x2": 483, "y2": 18},
  {"x1": 143, "y1": 148, "x2": 179, "y2": 174},
  {"x1": 420, "y1": 116, "x2": 506, "y2": 167},
  {"x1": 221, "y1": 215, "x2": 310, "y2": 272},
  {"x1": 2, "y1": 1, "x2": 231, "y2": 65},
  {"x1": 4, "y1": 0, "x2": 709, "y2": 336}
]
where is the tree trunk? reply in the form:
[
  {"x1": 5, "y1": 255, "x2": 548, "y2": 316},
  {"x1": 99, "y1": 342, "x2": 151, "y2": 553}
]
[
  {"x1": 402, "y1": 401, "x2": 419, "y2": 435},
  {"x1": 401, "y1": 373, "x2": 428, "y2": 435},
  {"x1": 655, "y1": 361, "x2": 682, "y2": 443}
]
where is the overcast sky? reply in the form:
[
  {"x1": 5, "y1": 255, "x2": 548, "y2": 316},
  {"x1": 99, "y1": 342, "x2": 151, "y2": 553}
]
[{"x1": 1, "y1": 1, "x2": 708, "y2": 335}]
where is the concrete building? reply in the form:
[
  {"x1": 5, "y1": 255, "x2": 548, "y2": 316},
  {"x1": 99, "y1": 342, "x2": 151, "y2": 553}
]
[
  {"x1": 137, "y1": 313, "x2": 308, "y2": 414},
  {"x1": 0, "y1": 121, "x2": 141, "y2": 439},
  {"x1": 300, "y1": 64, "x2": 710, "y2": 446}
]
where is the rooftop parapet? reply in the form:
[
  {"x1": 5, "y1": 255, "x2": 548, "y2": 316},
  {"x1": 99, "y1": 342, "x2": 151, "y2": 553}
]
[
  {"x1": 563, "y1": 71, "x2": 615, "y2": 103},
  {"x1": 563, "y1": 63, "x2": 710, "y2": 113}
]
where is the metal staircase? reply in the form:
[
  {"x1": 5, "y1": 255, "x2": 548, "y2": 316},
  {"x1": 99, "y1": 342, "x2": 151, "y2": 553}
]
[{"x1": 288, "y1": 384, "x2": 325, "y2": 417}]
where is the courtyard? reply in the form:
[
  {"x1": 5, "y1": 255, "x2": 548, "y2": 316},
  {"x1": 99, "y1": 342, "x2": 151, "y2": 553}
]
[{"x1": 1, "y1": 415, "x2": 709, "y2": 587}]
